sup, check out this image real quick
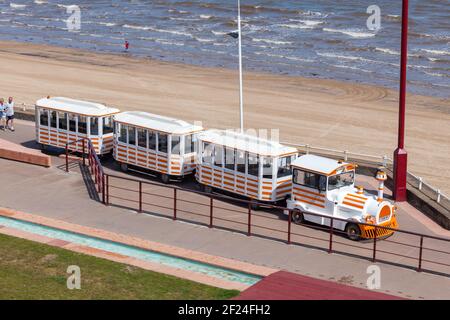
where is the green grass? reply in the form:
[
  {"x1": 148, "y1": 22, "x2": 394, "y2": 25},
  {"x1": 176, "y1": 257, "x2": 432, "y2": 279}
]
[{"x1": 0, "y1": 233, "x2": 239, "y2": 300}]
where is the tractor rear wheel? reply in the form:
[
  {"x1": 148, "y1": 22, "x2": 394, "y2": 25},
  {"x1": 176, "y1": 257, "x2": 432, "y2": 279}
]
[{"x1": 345, "y1": 223, "x2": 362, "y2": 241}]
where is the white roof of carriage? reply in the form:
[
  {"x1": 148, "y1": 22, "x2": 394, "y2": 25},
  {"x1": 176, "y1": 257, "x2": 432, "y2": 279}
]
[
  {"x1": 36, "y1": 97, "x2": 120, "y2": 116},
  {"x1": 292, "y1": 154, "x2": 350, "y2": 175},
  {"x1": 197, "y1": 129, "x2": 297, "y2": 157},
  {"x1": 114, "y1": 111, "x2": 204, "y2": 134}
]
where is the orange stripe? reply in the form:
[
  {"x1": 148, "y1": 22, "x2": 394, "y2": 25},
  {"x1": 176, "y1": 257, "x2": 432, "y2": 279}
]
[
  {"x1": 342, "y1": 201, "x2": 364, "y2": 209},
  {"x1": 294, "y1": 192, "x2": 325, "y2": 203},
  {"x1": 346, "y1": 193, "x2": 367, "y2": 200},
  {"x1": 296, "y1": 198, "x2": 325, "y2": 208},
  {"x1": 294, "y1": 187, "x2": 325, "y2": 198},
  {"x1": 344, "y1": 197, "x2": 366, "y2": 205}
]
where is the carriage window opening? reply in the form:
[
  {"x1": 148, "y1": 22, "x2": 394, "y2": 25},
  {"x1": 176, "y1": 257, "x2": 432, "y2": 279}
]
[
  {"x1": 184, "y1": 134, "x2": 194, "y2": 154},
  {"x1": 119, "y1": 124, "x2": 127, "y2": 143},
  {"x1": 171, "y1": 135, "x2": 181, "y2": 155},
  {"x1": 293, "y1": 169, "x2": 326, "y2": 191},
  {"x1": 148, "y1": 131, "x2": 156, "y2": 150},
  {"x1": 103, "y1": 116, "x2": 113, "y2": 134},
  {"x1": 78, "y1": 116, "x2": 87, "y2": 134},
  {"x1": 158, "y1": 133, "x2": 168, "y2": 153},
  {"x1": 128, "y1": 127, "x2": 136, "y2": 146},
  {"x1": 277, "y1": 156, "x2": 293, "y2": 178},
  {"x1": 262, "y1": 157, "x2": 273, "y2": 179},
  {"x1": 202, "y1": 142, "x2": 213, "y2": 164},
  {"x1": 247, "y1": 153, "x2": 259, "y2": 176},
  {"x1": 40, "y1": 109, "x2": 49, "y2": 126},
  {"x1": 214, "y1": 145, "x2": 223, "y2": 167},
  {"x1": 225, "y1": 148, "x2": 235, "y2": 170},
  {"x1": 236, "y1": 150, "x2": 246, "y2": 174},
  {"x1": 90, "y1": 117, "x2": 99, "y2": 135},
  {"x1": 137, "y1": 128, "x2": 147, "y2": 148},
  {"x1": 58, "y1": 112, "x2": 67, "y2": 130},
  {"x1": 69, "y1": 114, "x2": 77, "y2": 132},
  {"x1": 50, "y1": 111, "x2": 57, "y2": 128}
]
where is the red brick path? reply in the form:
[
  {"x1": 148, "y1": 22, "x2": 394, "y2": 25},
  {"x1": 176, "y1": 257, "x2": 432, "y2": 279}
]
[{"x1": 235, "y1": 271, "x2": 405, "y2": 300}]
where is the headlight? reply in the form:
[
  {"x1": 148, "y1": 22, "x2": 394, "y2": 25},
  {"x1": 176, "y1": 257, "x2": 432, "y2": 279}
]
[{"x1": 365, "y1": 215, "x2": 376, "y2": 224}]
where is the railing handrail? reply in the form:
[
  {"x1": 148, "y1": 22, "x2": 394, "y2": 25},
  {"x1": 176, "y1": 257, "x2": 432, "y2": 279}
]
[{"x1": 105, "y1": 172, "x2": 450, "y2": 243}]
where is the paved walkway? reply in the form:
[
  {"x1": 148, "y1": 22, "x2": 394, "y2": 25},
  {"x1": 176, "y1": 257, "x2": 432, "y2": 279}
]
[
  {"x1": 0, "y1": 120, "x2": 449, "y2": 299},
  {"x1": 235, "y1": 271, "x2": 404, "y2": 300}
]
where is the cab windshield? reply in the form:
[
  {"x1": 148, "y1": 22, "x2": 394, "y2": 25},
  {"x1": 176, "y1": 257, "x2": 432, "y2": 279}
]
[{"x1": 328, "y1": 171, "x2": 355, "y2": 191}]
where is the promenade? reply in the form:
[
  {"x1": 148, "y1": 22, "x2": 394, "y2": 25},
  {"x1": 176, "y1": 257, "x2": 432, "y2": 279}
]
[{"x1": 0, "y1": 119, "x2": 449, "y2": 299}]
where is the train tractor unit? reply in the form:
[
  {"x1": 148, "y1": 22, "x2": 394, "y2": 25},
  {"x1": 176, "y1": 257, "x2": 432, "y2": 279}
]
[{"x1": 285, "y1": 154, "x2": 398, "y2": 240}]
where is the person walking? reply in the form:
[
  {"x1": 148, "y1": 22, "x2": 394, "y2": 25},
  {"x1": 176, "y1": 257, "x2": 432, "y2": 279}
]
[
  {"x1": 5, "y1": 97, "x2": 14, "y2": 132},
  {"x1": 0, "y1": 98, "x2": 6, "y2": 131}
]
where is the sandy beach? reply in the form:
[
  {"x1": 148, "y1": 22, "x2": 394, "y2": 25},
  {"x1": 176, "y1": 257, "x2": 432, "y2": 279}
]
[{"x1": 0, "y1": 40, "x2": 449, "y2": 194}]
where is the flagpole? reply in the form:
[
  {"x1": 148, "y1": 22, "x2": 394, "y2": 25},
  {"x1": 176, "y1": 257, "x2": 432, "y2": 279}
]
[{"x1": 237, "y1": 0, "x2": 244, "y2": 132}]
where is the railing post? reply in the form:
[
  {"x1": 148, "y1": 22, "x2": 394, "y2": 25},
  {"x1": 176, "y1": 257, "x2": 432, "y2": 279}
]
[
  {"x1": 173, "y1": 188, "x2": 177, "y2": 220},
  {"x1": 328, "y1": 217, "x2": 334, "y2": 254},
  {"x1": 102, "y1": 173, "x2": 105, "y2": 204},
  {"x1": 82, "y1": 138, "x2": 86, "y2": 166},
  {"x1": 209, "y1": 197, "x2": 213, "y2": 228},
  {"x1": 344, "y1": 150, "x2": 348, "y2": 161},
  {"x1": 138, "y1": 181, "x2": 142, "y2": 213},
  {"x1": 105, "y1": 175, "x2": 109, "y2": 206},
  {"x1": 287, "y1": 210, "x2": 292, "y2": 244},
  {"x1": 247, "y1": 202, "x2": 251, "y2": 236},
  {"x1": 418, "y1": 236, "x2": 424, "y2": 272},
  {"x1": 65, "y1": 145, "x2": 69, "y2": 173},
  {"x1": 372, "y1": 226, "x2": 377, "y2": 262}
]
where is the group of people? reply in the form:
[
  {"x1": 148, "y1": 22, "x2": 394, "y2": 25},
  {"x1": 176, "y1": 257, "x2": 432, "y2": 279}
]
[{"x1": 0, "y1": 97, "x2": 14, "y2": 132}]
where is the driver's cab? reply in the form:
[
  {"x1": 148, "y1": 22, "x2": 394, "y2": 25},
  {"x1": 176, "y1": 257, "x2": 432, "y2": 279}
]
[{"x1": 287, "y1": 154, "x2": 356, "y2": 225}]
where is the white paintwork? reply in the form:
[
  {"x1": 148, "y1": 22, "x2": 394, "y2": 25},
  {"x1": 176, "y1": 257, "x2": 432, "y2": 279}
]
[
  {"x1": 114, "y1": 111, "x2": 203, "y2": 135},
  {"x1": 292, "y1": 154, "x2": 349, "y2": 175},
  {"x1": 36, "y1": 97, "x2": 119, "y2": 116},
  {"x1": 198, "y1": 129, "x2": 297, "y2": 157}
]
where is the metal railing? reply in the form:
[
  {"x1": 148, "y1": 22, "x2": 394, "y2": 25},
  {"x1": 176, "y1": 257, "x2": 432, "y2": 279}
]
[
  {"x1": 102, "y1": 173, "x2": 450, "y2": 276},
  {"x1": 65, "y1": 138, "x2": 105, "y2": 203}
]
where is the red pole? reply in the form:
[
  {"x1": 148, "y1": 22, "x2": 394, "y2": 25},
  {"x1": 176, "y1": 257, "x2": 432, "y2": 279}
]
[{"x1": 393, "y1": 0, "x2": 409, "y2": 202}]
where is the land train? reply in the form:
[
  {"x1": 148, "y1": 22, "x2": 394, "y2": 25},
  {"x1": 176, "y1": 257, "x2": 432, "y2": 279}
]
[{"x1": 35, "y1": 97, "x2": 398, "y2": 240}]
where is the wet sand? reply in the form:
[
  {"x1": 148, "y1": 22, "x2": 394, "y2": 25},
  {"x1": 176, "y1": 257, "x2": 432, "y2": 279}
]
[{"x1": 0, "y1": 40, "x2": 449, "y2": 194}]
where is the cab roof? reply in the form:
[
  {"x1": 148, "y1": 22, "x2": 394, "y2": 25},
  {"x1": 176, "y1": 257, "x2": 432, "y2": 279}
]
[
  {"x1": 292, "y1": 154, "x2": 353, "y2": 175},
  {"x1": 36, "y1": 97, "x2": 120, "y2": 116},
  {"x1": 197, "y1": 129, "x2": 297, "y2": 157},
  {"x1": 114, "y1": 111, "x2": 204, "y2": 135}
]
